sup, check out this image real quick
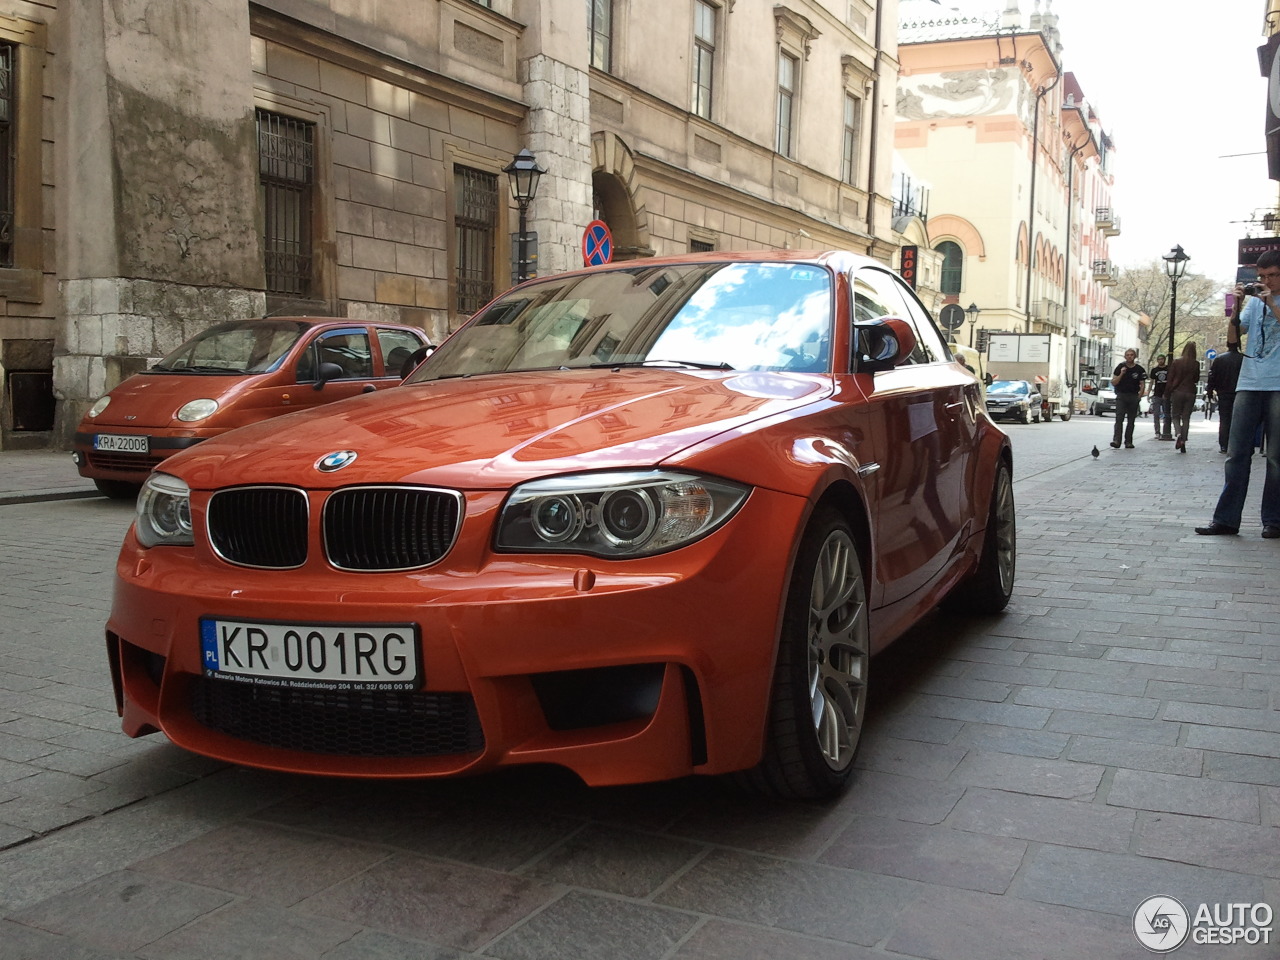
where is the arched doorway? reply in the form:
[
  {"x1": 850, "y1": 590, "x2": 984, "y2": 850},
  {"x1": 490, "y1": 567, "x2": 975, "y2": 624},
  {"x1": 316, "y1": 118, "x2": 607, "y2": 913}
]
[{"x1": 590, "y1": 131, "x2": 652, "y2": 261}]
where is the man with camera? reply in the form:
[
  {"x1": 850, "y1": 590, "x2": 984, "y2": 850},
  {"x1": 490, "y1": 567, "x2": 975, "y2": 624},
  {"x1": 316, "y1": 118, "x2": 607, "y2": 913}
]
[
  {"x1": 1108, "y1": 348, "x2": 1147, "y2": 449},
  {"x1": 1195, "y1": 251, "x2": 1280, "y2": 538}
]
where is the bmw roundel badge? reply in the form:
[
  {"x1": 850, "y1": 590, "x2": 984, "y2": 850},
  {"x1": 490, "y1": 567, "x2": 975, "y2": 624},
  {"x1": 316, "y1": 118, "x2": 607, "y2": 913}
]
[{"x1": 316, "y1": 450, "x2": 358, "y2": 472}]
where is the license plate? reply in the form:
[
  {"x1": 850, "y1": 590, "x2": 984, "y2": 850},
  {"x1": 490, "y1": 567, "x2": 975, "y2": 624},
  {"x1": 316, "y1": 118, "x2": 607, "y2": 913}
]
[
  {"x1": 94, "y1": 433, "x2": 150, "y2": 454},
  {"x1": 200, "y1": 618, "x2": 421, "y2": 690}
]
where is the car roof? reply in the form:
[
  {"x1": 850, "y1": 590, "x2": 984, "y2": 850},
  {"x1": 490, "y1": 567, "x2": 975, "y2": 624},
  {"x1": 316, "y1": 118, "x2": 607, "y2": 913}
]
[{"x1": 526, "y1": 249, "x2": 886, "y2": 280}]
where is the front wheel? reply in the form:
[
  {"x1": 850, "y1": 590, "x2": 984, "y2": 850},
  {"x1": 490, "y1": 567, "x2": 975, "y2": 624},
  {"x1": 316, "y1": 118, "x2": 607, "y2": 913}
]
[
  {"x1": 741, "y1": 509, "x2": 869, "y2": 800},
  {"x1": 943, "y1": 460, "x2": 1016, "y2": 614}
]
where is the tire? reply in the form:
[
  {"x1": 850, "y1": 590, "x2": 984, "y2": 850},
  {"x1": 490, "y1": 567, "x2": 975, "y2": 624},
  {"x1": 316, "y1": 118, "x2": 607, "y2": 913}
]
[
  {"x1": 94, "y1": 478, "x2": 142, "y2": 500},
  {"x1": 943, "y1": 460, "x2": 1016, "y2": 614},
  {"x1": 1060, "y1": 410, "x2": 1072, "y2": 421},
  {"x1": 1092, "y1": 405, "x2": 1100, "y2": 416},
  {"x1": 741, "y1": 508, "x2": 869, "y2": 800}
]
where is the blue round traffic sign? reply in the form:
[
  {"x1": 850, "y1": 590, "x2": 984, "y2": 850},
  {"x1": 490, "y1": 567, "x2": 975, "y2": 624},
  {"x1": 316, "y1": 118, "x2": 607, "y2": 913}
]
[
  {"x1": 1205, "y1": 348, "x2": 1217, "y2": 361},
  {"x1": 583, "y1": 220, "x2": 613, "y2": 266}
]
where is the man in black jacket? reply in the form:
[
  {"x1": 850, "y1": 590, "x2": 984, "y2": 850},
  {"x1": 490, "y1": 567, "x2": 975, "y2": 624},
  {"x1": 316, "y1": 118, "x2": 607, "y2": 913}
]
[{"x1": 1206, "y1": 343, "x2": 1244, "y2": 453}]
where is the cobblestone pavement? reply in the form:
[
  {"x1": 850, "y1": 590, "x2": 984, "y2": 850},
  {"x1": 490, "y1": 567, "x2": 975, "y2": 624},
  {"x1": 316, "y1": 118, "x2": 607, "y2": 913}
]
[{"x1": 0, "y1": 419, "x2": 1277, "y2": 959}]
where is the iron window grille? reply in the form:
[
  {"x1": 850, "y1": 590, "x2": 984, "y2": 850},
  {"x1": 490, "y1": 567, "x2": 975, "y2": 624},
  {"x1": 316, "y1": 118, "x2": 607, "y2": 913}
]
[
  {"x1": 455, "y1": 166, "x2": 498, "y2": 316},
  {"x1": 256, "y1": 108, "x2": 315, "y2": 297}
]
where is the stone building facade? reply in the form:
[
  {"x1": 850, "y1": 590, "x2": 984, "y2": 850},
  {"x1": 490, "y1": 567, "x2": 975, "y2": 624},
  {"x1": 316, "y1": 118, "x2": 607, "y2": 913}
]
[{"x1": 0, "y1": 0, "x2": 904, "y2": 451}]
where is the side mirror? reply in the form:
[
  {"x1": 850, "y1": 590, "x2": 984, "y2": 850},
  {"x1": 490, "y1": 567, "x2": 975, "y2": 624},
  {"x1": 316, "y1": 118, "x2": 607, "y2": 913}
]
[
  {"x1": 854, "y1": 317, "x2": 917, "y2": 373},
  {"x1": 314, "y1": 361, "x2": 344, "y2": 390}
]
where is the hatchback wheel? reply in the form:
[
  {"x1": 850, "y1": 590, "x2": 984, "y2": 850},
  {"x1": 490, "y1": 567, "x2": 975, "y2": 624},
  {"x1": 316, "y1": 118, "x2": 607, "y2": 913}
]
[
  {"x1": 743, "y1": 509, "x2": 869, "y2": 800},
  {"x1": 94, "y1": 478, "x2": 142, "y2": 500}
]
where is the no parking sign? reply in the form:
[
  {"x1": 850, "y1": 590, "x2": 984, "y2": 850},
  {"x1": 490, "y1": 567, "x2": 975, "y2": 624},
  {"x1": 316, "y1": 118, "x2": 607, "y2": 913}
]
[{"x1": 582, "y1": 220, "x2": 613, "y2": 266}]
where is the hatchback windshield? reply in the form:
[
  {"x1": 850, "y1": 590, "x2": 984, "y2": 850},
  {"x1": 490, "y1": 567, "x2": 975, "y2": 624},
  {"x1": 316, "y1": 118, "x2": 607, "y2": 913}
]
[
  {"x1": 988, "y1": 380, "x2": 1030, "y2": 395},
  {"x1": 411, "y1": 262, "x2": 834, "y2": 381},
  {"x1": 151, "y1": 320, "x2": 307, "y2": 375}
]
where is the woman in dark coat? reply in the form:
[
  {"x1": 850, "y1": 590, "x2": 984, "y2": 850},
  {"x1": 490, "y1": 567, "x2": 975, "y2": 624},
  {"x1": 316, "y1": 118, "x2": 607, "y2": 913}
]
[{"x1": 1165, "y1": 341, "x2": 1201, "y2": 453}]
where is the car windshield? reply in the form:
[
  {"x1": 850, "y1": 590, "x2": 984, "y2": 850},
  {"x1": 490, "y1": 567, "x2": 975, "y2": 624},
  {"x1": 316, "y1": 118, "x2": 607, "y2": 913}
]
[
  {"x1": 151, "y1": 320, "x2": 307, "y2": 374},
  {"x1": 410, "y1": 261, "x2": 833, "y2": 381},
  {"x1": 988, "y1": 380, "x2": 1029, "y2": 395}
]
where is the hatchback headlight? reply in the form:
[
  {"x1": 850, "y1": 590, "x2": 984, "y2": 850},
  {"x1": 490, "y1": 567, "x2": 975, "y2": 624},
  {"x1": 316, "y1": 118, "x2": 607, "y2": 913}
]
[
  {"x1": 87, "y1": 395, "x2": 111, "y2": 418},
  {"x1": 135, "y1": 473, "x2": 194, "y2": 547},
  {"x1": 496, "y1": 471, "x2": 750, "y2": 558},
  {"x1": 177, "y1": 399, "x2": 219, "y2": 422}
]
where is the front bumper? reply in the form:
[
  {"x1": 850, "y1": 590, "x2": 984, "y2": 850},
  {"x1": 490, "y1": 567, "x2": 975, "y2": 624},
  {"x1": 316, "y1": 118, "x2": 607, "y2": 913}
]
[
  {"x1": 74, "y1": 432, "x2": 206, "y2": 483},
  {"x1": 107, "y1": 487, "x2": 807, "y2": 785}
]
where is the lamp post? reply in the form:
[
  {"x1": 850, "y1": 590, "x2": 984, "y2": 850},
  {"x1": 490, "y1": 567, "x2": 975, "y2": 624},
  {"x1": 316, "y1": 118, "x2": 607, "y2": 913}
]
[
  {"x1": 966, "y1": 302, "x2": 981, "y2": 348},
  {"x1": 502, "y1": 149, "x2": 545, "y2": 284},
  {"x1": 1161, "y1": 244, "x2": 1190, "y2": 440}
]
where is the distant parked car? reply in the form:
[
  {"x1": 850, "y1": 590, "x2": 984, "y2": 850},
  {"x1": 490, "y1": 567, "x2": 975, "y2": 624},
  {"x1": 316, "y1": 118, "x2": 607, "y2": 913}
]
[
  {"x1": 985, "y1": 379, "x2": 1043, "y2": 423},
  {"x1": 1091, "y1": 385, "x2": 1118, "y2": 416},
  {"x1": 73, "y1": 317, "x2": 430, "y2": 498}
]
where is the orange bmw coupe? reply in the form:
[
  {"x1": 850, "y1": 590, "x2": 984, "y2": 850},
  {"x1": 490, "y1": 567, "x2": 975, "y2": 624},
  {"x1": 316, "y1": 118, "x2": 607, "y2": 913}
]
[{"x1": 106, "y1": 251, "x2": 1015, "y2": 799}]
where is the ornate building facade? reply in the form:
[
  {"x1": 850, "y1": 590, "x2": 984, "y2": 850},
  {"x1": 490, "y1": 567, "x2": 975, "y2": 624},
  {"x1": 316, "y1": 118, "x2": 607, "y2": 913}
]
[{"x1": 0, "y1": 0, "x2": 905, "y2": 451}]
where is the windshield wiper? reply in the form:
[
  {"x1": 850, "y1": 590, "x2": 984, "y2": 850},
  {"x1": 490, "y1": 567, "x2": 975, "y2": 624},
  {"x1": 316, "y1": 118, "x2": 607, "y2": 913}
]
[{"x1": 588, "y1": 358, "x2": 734, "y2": 371}]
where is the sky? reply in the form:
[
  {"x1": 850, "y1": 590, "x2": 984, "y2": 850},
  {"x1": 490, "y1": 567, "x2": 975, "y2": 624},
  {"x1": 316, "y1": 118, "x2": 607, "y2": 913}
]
[{"x1": 917, "y1": 0, "x2": 1275, "y2": 286}]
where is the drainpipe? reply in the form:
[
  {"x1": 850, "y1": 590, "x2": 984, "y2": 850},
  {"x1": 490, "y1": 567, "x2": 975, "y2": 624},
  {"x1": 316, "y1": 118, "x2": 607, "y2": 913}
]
[
  {"x1": 1023, "y1": 70, "x2": 1061, "y2": 332},
  {"x1": 865, "y1": 0, "x2": 884, "y2": 250}
]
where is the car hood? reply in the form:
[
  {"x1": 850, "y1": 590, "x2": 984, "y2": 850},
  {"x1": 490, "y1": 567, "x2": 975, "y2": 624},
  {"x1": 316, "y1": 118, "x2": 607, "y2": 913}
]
[
  {"x1": 83, "y1": 371, "x2": 257, "y2": 428},
  {"x1": 167, "y1": 368, "x2": 832, "y2": 490}
]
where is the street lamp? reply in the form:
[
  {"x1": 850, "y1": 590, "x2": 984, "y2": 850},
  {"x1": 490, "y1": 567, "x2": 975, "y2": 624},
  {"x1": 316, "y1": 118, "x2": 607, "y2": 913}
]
[
  {"x1": 1161, "y1": 244, "x2": 1190, "y2": 439},
  {"x1": 966, "y1": 302, "x2": 981, "y2": 348},
  {"x1": 503, "y1": 149, "x2": 546, "y2": 284}
]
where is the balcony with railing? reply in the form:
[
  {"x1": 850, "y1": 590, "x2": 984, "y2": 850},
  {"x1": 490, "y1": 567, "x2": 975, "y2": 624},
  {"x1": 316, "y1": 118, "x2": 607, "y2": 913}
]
[
  {"x1": 1091, "y1": 259, "x2": 1117, "y2": 286},
  {"x1": 1033, "y1": 299, "x2": 1065, "y2": 331},
  {"x1": 1089, "y1": 314, "x2": 1116, "y2": 338},
  {"x1": 1094, "y1": 207, "x2": 1121, "y2": 237}
]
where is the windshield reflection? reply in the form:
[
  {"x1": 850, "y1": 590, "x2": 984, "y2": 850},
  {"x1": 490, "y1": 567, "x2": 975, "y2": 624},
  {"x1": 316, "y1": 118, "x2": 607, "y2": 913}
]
[
  {"x1": 410, "y1": 262, "x2": 834, "y2": 381},
  {"x1": 152, "y1": 320, "x2": 306, "y2": 375}
]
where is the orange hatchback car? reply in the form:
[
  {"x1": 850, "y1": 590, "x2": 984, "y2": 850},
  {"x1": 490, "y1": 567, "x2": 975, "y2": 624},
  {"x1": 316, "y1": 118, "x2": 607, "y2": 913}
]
[
  {"x1": 106, "y1": 252, "x2": 1015, "y2": 799},
  {"x1": 73, "y1": 317, "x2": 430, "y2": 498}
]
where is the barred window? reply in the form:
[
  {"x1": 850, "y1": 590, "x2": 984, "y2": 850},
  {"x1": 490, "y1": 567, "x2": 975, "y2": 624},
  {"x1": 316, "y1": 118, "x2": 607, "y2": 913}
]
[
  {"x1": 256, "y1": 109, "x2": 314, "y2": 297},
  {"x1": 936, "y1": 240, "x2": 963, "y2": 295},
  {"x1": 455, "y1": 167, "x2": 498, "y2": 316},
  {"x1": 589, "y1": 0, "x2": 613, "y2": 72},
  {"x1": 0, "y1": 43, "x2": 14, "y2": 268},
  {"x1": 692, "y1": 1, "x2": 716, "y2": 120}
]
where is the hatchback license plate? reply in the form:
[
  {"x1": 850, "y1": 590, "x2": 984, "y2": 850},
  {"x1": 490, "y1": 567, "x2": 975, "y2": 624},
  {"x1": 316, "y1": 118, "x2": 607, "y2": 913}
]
[
  {"x1": 95, "y1": 433, "x2": 149, "y2": 454},
  {"x1": 200, "y1": 618, "x2": 421, "y2": 690}
]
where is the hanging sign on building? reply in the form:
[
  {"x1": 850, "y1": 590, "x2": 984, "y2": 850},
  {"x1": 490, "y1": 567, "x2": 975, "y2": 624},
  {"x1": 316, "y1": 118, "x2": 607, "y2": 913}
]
[
  {"x1": 899, "y1": 245, "x2": 919, "y2": 288},
  {"x1": 1259, "y1": 32, "x2": 1280, "y2": 181}
]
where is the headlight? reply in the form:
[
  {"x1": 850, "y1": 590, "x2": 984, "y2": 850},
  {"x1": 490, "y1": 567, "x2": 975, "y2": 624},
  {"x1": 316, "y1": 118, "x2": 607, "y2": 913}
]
[
  {"x1": 177, "y1": 399, "x2": 219, "y2": 422},
  {"x1": 88, "y1": 396, "x2": 110, "y2": 417},
  {"x1": 135, "y1": 473, "x2": 193, "y2": 547},
  {"x1": 496, "y1": 470, "x2": 750, "y2": 558}
]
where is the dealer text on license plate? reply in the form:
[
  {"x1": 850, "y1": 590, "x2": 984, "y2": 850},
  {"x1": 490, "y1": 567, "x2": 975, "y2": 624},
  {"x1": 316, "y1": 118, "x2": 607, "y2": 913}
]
[
  {"x1": 200, "y1": 618, "x2": 421, "y2": 690},
  {"x1": 95, "y1": 433, "x2": 149, "y2": 454}
]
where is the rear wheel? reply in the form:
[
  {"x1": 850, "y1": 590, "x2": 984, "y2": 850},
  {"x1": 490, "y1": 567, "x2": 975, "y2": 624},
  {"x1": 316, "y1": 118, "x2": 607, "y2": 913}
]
[
  {"x1": 742, "y1": 509, "x2": 869, "y2": 800},
  {"x1": 943, "y1": 460, "x2": 1015, "y2": 614},
  {"x1": 94, "y1": 478, "x2": 142, "y2": 500}
]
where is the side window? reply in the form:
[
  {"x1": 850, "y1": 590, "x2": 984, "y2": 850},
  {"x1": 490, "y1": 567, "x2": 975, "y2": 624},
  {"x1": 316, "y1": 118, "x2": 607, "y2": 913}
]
[
  {"x1": 853, "y1": 268, "x2": 935, "y2": 365},
  {"x1": 889, "y1": 275, "x2": 950, "y2": 362},
  {"x1": 315, "y1": 330, "x2": 373, "y2": 380},
  {"x1": 376, "y1": 328, "x2": 427, "y2": 378}
]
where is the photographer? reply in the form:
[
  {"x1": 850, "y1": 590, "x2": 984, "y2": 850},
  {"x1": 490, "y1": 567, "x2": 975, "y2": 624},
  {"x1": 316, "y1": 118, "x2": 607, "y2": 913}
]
[
  {"x1": 1195, "y1": 252, "x2": 1280, "y2": 538},
  {"x1": 1108, "y1": 348, "x2": 1146, "y2": 449}
]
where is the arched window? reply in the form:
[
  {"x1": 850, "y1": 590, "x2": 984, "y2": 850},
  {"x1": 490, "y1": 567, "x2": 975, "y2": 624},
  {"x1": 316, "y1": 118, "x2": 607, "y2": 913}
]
[{"x1": 935, "y1": 240, "x2": 963, "y2": 295}]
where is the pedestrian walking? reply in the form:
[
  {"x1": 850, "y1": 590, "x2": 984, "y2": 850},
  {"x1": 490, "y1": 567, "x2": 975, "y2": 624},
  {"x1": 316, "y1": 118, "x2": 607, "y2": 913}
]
[
  {"x1": 1109, "y1": 348, "x2": 1146, "y2": 449},
  {"x1": 1164, "y1": 341, "x2": 1200, "y2": 453},
  {"x1": 1196, "y1": 251, "x2": 1280, "y2": 538},
  {"x1": 1149, "y1": 354, "x2": 1169, "y2": 437},
  {"x1": 1207, "y1": 344, "x2": 1245, "y2": 454}
]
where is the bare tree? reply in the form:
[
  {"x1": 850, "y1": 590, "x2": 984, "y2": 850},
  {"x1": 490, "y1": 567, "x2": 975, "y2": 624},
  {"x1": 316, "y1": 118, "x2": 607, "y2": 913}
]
[{"x1": 1112, "y1": 261, "x2": 1226, "y2": 356}]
